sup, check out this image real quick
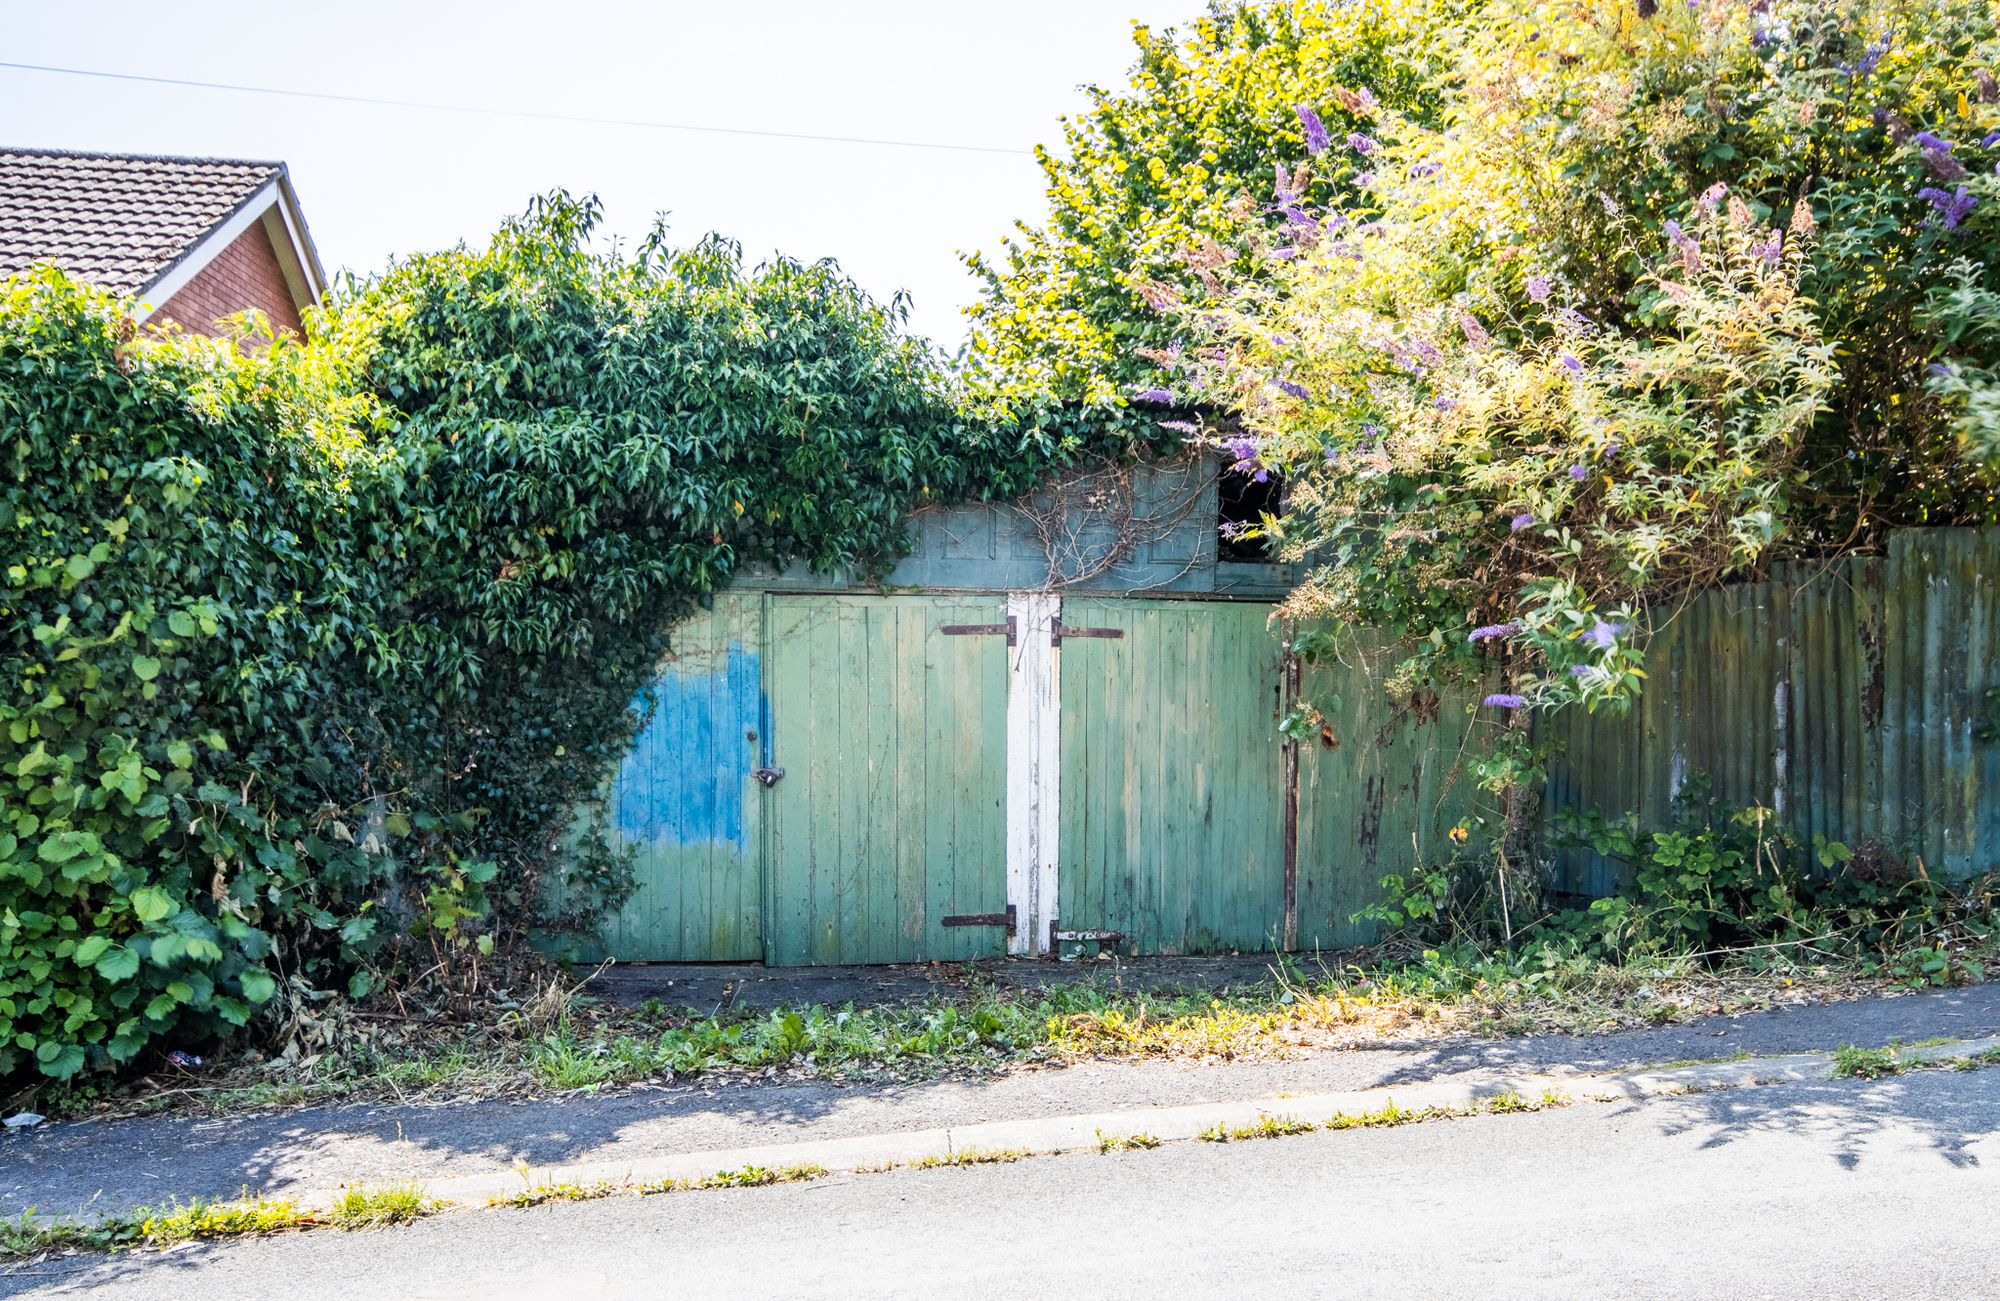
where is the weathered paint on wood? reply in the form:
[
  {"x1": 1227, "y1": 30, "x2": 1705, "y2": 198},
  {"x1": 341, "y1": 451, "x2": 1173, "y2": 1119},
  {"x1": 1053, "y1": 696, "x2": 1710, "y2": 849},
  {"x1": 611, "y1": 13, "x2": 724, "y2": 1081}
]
[
  {"x1": 763, "y1": 595, "x2": 1013, "y2": 965},
  {"x1": 593, "y1": 594, "x2": 766, "y2": 961},
  {"x1": 1056, "y1": 598, "x2": 1289, "y2": 955},
  {"x1": 1546, "y1": 528, "x2": 2000, "y2": 891},
  {"x1": 1005, "y1": 592, "x2": 1061, "y2": 955},
  {"x1": 1293, "y1": 642, "x2": 1478, "y2": 952}
]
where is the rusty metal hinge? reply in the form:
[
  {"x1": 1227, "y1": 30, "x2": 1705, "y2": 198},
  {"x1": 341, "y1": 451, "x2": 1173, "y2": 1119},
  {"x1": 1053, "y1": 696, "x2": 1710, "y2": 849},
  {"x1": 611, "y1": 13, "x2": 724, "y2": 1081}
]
[
  {"x1": 1050, "y1": 618, "x2": 1123, "y2": 643},
  {"x1": 940, "y1": 617, "x2": 1017, "y2": 647},
  {"x1": 942, "y1": 904, "x2": 1016, "y2": 935}
]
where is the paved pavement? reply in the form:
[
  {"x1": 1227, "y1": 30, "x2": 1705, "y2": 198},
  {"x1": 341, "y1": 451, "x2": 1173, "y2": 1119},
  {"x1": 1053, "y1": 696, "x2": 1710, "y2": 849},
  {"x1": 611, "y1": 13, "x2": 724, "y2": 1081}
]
[
  {"x1": 7, "y1": 982, "x2": 1998, "y2": 1221},
  {"x1": 6, "y1": 1065, "x2": 1997, "y2": 1299}
]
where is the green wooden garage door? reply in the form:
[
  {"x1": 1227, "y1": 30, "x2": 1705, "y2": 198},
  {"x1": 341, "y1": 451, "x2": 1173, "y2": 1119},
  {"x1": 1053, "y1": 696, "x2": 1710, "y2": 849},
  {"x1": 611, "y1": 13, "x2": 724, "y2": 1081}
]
[
  {"x1": 762, "y1": 595, "x2": 1013, "y2": 965},
  {"x1": 1055, "y1": 598, "x2": 1289, "y2": 954},
  {"x1": 590, "y1": 594, "x2": 766, "y2": 962}
]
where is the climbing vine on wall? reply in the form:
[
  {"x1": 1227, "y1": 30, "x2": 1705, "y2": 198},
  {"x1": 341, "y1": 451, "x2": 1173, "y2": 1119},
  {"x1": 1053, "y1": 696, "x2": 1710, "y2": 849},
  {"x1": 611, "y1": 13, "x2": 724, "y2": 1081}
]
[{"x1": 0, "y1": 194, "x2": 1088, "y2": 1080}]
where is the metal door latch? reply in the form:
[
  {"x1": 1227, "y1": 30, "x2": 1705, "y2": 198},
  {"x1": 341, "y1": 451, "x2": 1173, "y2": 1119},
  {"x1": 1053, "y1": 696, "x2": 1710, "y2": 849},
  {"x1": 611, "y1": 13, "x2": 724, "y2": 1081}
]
[
  {"x1": 942, "y1": 904, "x2": 1017, "y2": 936},
  {"x1": 753, "y1": 767, "x2": 786, "y2": 788}
]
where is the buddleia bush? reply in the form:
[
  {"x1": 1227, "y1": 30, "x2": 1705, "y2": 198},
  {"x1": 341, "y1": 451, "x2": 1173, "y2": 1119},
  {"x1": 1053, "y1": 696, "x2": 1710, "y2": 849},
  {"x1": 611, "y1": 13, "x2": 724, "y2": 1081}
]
[
  {"x1": 0, "y1": 194, "x2": 1072, "y2": 1080},
  {"x1": 1159, "y1": 0, "x2": 2000, "y2": 797}
]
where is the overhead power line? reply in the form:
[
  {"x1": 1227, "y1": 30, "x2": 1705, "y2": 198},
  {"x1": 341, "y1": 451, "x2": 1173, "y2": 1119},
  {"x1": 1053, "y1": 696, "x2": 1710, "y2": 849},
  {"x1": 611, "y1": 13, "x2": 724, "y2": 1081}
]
[{"x1": 0, "y1": 60, "x2": 1035, "y2": 158}]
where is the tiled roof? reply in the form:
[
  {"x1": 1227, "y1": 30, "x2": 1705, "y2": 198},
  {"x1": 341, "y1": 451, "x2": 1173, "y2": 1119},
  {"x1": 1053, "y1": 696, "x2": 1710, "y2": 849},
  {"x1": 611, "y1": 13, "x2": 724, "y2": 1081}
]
[{"x1": 0, "y1": 148, "x2": 283, "y2": 296}]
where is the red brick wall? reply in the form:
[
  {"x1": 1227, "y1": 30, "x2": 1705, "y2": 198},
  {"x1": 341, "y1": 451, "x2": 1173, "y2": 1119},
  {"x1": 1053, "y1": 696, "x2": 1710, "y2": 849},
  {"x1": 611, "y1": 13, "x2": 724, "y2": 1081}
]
[{"x1": 154, "y1": 217, "x2": 306, "y2": 339}]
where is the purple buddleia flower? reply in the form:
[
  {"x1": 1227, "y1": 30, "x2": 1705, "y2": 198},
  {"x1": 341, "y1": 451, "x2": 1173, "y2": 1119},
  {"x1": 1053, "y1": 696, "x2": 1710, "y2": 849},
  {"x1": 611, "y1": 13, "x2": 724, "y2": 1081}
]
[
  {"x1": 1268, "y1": 246, "x2": 1300, "y2": 260},
  {"x1": 1469, "y1": 622, "x2": 1524, "y2": 643},
  {"x1": 1919, "y1": 185, "x2": 1979, "y2": 230},
  {"x1": 1274, "y1": 162, "x2": 1298, "y2": 203},
  {"x1": 1560, "y1": 353, "x2": 1585, "y2": 376},
  {"x1": 1165, "y1": 339, "x2": 1185, "y2": 368},
  {"x1": 1279, "y1": 204, "x2": 1316, "y2": 228},
  {"x1": 1460, "y1": 312, "x2": 1490, "y2": 347},
  {"x1": 1159, "y1": 420, "x2": 1201, "y2": 435},
  {"x1": 1275, "y1": 378, "x2": 1310, "y2": 400},
  {"x1": 1751, "y1": 230, "x2": 1784, "y2": 266},
  {"x1": 1698, "y1": 183, "x2": 1729, "y2": 216},
  {"x1": 1353, "y1": 171, "x2": 1376, "y2": 188},
  {"x1": 1483, "y1": 693, "x2": 1528, "y2": 709},
  {"x1": 1928, "y1": 363, "x2": 1954, "y2": 379},
  {"x1": 1915, "y1": 133, "x2": 1966, "y2": 182},
  {"x1": 1225, "y1": 435, "x2": 1263, "y2": 478},
  {"x1": 1850, "y1": 41, "x2": 1888, "y2": 77},
  {"x1": 1132, "y1": 388, "x2": 1176, "y2": 405},
  {"x1": 1297, "y1": 105, "x2": 1331, "y2": 156},
  {"x1": 1434, "y1": 396, "x2": 1457, "y2": 411},
  {"x1": 1984, "y1": 130, "x2": 2000, "y2": 148},
  {"x1": 1580, "y1": 619, "x2": 1626, "y2": 650},
  {"x1": 1510, "y1": 512, "x2": 1535, "y2": 532},
  {"x1": 1347, "y1": 132, "x2": 1378, "y2": 156},
  {"x1": 1568, "y1": 664, "x2": 1596, "y2": 680},
  {"x1": 1568, "y1": 463, "x2": 1589, "y2": 481},
  {"x1": 1322, "y1": 444, "x2": 1340, "y2": 467},
  {"x1": 1526, "y1": 274, "x2": 1552, "y2": 304},
  {"x1": 1925, "y1": 151, "x2": 1970, "y2": 182},
  {"x1": 1408, "y1": 161, "x2": 1441, "y2": 178},
  {"x1": 1355, "y1": 86, "x2": 1379, "y2": 113},
  {"x1": 1554, "y1": 307, "x2": 1594, "y2": 335},
  {"x1": 1663, "y1": 218, "x2": 1683, "y2": 241}
]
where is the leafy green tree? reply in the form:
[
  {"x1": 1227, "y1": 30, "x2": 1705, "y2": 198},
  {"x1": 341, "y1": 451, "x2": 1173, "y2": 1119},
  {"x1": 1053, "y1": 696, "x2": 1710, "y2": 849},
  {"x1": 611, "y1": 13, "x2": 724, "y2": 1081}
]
[{"x1": 963, "y1": 0, "x2": 1460, "y2": 420}]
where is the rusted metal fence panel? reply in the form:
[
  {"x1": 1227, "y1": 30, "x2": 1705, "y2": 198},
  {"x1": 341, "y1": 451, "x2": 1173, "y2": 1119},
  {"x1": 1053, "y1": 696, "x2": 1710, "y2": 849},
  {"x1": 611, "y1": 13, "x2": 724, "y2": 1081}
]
[{"x1": 1546, "y1": 528, "x2": 2000, "y2": 892}]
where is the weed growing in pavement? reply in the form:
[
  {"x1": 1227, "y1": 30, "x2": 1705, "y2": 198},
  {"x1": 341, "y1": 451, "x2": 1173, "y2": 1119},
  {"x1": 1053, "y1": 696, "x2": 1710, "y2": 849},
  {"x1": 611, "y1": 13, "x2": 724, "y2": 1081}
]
[
  {"x1": 908, "y1": 1148, "x2": 1028, "y2": 1170},
  {"x1": 1095, "y1": 1131, "x2": 1163, "y2": 1153},
  {"x1": 1199, "y1": 1114, "x2": 1317, "y2": 1142},
  {"x1": 1, "y1": 1184, "x2": 448, "y2": 1264},
  {"x1": 1832, "y1": 1045, "x2": 1905, "y2": 1079},
  {"x1": 327, "y1": 1184, "x2": 436, "y2": 1229}
]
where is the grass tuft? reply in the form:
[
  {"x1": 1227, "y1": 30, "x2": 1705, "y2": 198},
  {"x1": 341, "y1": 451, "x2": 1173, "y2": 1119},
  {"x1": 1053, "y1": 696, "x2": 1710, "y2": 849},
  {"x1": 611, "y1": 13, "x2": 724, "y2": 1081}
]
[
  {"x1": 1832, "y1": 1044, "x2": 1905, "y2": 1079},
  {"x1": 1095, "y1": 1130, "x2": 1163, "y2": 1153}
]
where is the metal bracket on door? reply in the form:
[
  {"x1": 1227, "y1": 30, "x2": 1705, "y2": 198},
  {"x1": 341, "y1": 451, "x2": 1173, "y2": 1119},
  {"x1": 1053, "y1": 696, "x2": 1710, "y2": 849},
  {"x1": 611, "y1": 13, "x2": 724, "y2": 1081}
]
[
  {"x1": 753, "y1": 767, "x2": 786, "y2": 788},
  {"x1": 1049, "y1": 918, "x2": 1128, "y2": 954},
  {"x1": 940, "y1": 617, "x2": 1017, "y2": 647},
  {"x1": 942, "y1": 904, "x2": 1017, "y2": 936},
  {"x1": 1049, "y1": 618, "x2": 1123, "y2": 643}
]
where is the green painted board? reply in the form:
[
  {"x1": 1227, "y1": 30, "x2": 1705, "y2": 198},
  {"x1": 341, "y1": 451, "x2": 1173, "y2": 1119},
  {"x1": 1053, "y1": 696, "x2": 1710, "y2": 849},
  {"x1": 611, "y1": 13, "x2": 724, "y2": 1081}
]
[
  {"x1": 764, "y1": 594, "x2": 1012, "y2": 965},
  {"x1": 1057, "y1": 598, "x2": 1289, "y2": 955},
  {"x1": 590, "y1": 594, "x2": 766, "y2": 962},
  {"x1": 1293, "y1": 641, "x2": 1477, "y2": 953}
]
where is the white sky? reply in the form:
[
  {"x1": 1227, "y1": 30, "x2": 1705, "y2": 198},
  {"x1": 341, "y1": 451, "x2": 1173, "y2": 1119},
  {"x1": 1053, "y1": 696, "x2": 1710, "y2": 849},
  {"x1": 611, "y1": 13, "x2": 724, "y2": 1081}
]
[{"x1": 0, "y1": 0, "x2": 1207, "y2": 349}]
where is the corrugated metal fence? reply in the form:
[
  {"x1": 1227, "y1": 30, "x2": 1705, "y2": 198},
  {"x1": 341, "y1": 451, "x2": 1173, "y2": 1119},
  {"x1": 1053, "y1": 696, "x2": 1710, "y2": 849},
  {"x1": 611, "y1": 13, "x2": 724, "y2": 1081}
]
[{"x1": 1545, "y1": 528, "x2": 2000, "y2": 893}]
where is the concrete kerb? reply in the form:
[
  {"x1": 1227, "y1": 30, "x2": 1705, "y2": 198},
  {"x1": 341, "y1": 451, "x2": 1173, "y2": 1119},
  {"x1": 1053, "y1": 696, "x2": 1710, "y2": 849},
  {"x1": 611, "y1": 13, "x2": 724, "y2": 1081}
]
[{"x1": 302, "y1": 1034, "x2": 2000, "y2": 1214}]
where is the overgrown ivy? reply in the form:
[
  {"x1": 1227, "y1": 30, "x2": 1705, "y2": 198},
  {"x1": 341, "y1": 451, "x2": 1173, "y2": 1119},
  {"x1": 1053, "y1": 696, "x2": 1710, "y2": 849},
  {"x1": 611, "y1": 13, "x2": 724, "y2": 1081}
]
[{"x1": 0, "y1": 194, "x2": 1088, "y2": 1081}]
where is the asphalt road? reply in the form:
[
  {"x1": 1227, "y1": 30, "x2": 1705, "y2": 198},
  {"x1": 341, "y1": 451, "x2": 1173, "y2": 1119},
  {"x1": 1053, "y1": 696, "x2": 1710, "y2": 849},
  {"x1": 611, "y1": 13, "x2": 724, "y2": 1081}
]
[{"x1": 8, "y1": 1066, "x2": 1997, "y2": 1300}]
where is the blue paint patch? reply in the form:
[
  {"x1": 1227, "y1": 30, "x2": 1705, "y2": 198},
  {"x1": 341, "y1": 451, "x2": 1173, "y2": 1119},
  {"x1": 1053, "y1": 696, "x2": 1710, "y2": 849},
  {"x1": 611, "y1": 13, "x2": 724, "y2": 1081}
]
[{"x1": 613, "y1": 644, "x2": 763, "y2": 850}]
